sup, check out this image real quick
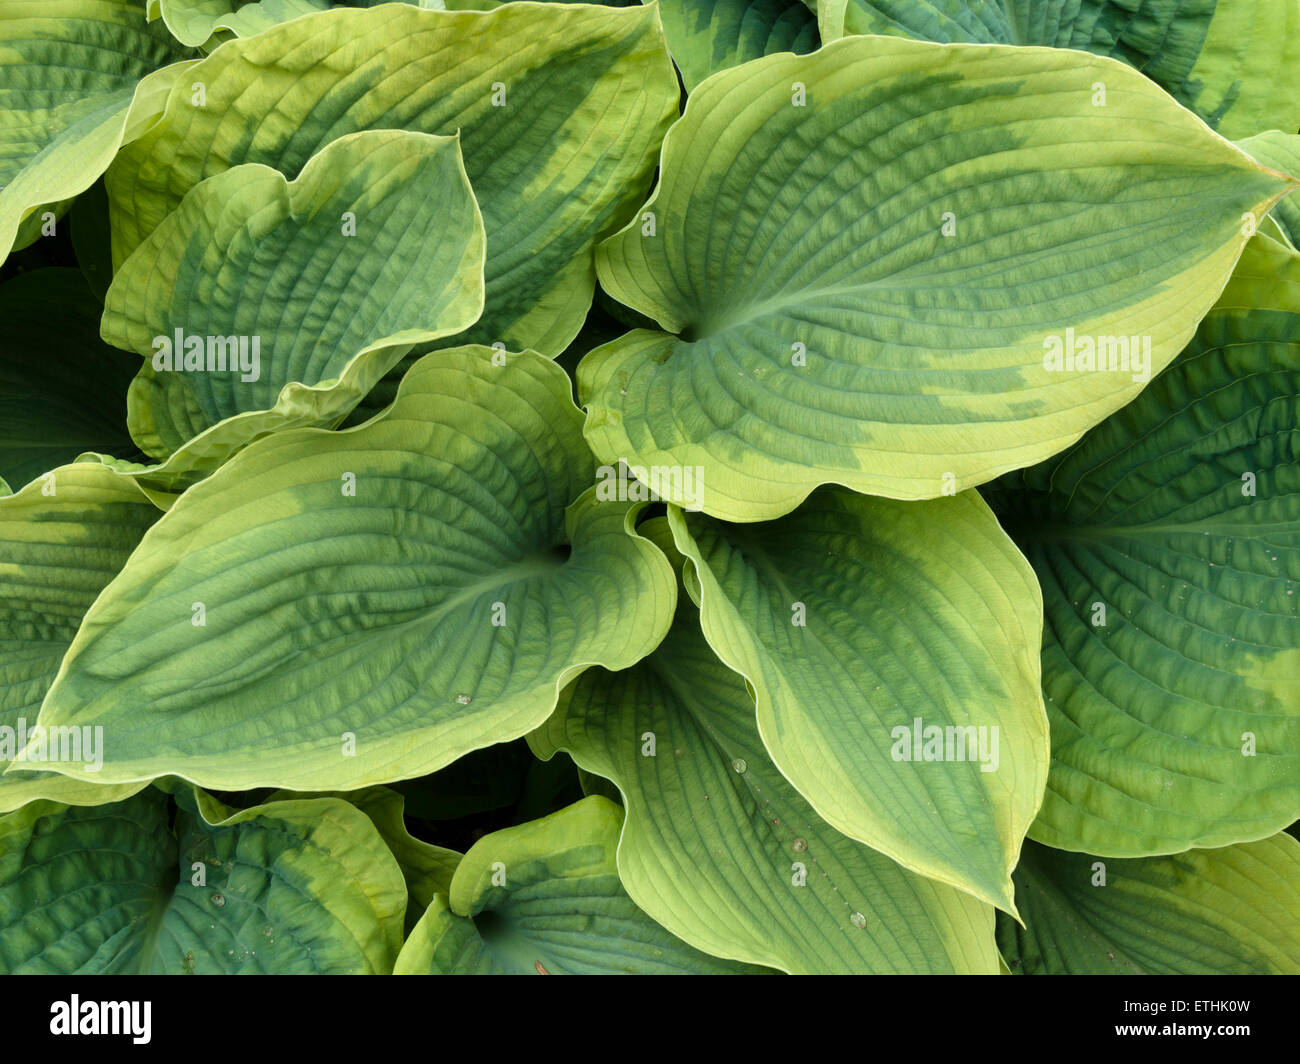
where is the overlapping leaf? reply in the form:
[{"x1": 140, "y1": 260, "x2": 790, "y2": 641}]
[
  {"x1": 583, "y1": 36, "x2": 1294, "y2": 522},
  {"x1": 101, "y1": 129, "x2": 485, "y2": 484},
  {"x1": 0, "y1": 786, "x2": 406, "y2": 973},
  {"x1": 999, "y1": 834, "x2": 1300, "y2": 974},
  {"x1": 148, "y1": 0, "x2": 549, "y2": 46},
  {"x1": 272, "y1": 786, "x2": 461, "y2": 930},
  {"x1": 0, "y1": 0, "x2": 192, "y2": 262},
  {"x1": 107, "y1": 2, "x2": 678, "y2": 356},
  {"x1": 668, "y1": 489, "x2": 1046, "y2": 912},
  {"x1": 395, "y1": 796, "x2": 770, "y2": 974},
  {"x1": 19, "y1": 349, "x2": 675, "y2": 792},
  {"x1": 534, "y1": 519, "x2": 1002, "y2": 973},
  {"x1": 0, "y1": 462, "x2": 157, "y2": 813},
  {"x1": 1238, "y1": 132, "x2": 1300, "y2": 248},
  {"x1": 814, "y1": 0, "x2": 1300, "y2": 139},
  {"x1": 658, "y1": 0, "x2": 817, "y2": 90},
  {"x1": 147, "y1": 0, "x2": 400, "y2": 47},
  {"x1": 985, "y1": 237, "x2": 1300, "y2": 856}
]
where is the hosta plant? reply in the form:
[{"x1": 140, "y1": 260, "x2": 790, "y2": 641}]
[{"x1": 0, "y1": 0, "x2": 1298, "y2": 976}]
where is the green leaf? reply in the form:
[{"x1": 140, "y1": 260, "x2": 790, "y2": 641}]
[
  {"x1": 0, "y1": 786, "x2": 406, "y2": 973},
  {"x1": 108, "y1": 2, "x2": 678, "y2": 356},
  {"x1": 0, "y1": 0, "x2": 193, "y2": 263},
  {"x1": 267, "y1": 785, "x2": 461, "y2": 931},
  {"x1": 984, "y1": 237, "x2": 1300, "y2": 856},
  {"x1": 998, "y1": 834, "x2": 1300, "y2": 974},
  {"x1": 10, "y1": 197, "x2": 74, "y2": 256},
  {"x1": 0, "y1": 270, "x2": 140, "y2": 489},
  {"x1": 0, "y1": 462, "x2": 158, "y2": 813},
  {"x1": 150, "y1": 0, "x2": 331, "y2": 47},
  {"x1": 22, "y1": 349, "x2": 676, "y2": 792},
  {"x1": 1257, "y1": 214, "x2": 1297, "y2": 253},
  {"x1": 101, "y1": 129, "x2": 485, "y2": 484},
  {"x1": 347, "y1": 790, "x2": 460, "y2": 922},
  {"x1": 584, "y1": 36, "x2": 1293, "y2": 522},
  {"x1": 1237, "y1": 131, "x2": 1300, "y2": 249},
  {"x1": 666, "y1": 488, "x2": 1045, "y2": 913},
  {"x1": 147, "y1": 0, "x2": 451, "y2": 48},
  {"x1": 658, "y1": 0, "x2": 818, "y2": 91},
  {"x1": 394, "y1": 795, "x2": 771, "y2": 974},
  {"x1": 534, "y1": 519, "x2": 1002, "y2": 972},
  {"x1": 820, "y1": 0, "x2": 1300, "y2": 139}
]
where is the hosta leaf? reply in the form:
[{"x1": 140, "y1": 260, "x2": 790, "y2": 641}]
[
  {"x1": 984, "y1": 238, "x2": 1300, "y2": 856},
  {"x1": 271, "y1": 786, "x2": 462, "y2": 928},
  {"x1": 107, "y1": 2, "x2": 678, "y2": 356},
  {"x1": 533, "y1": 519, "x2": 1002, "y2": 973},
  {"x1": 147, "y1": 0, "x2": 491, "y2": 49},
  {"x1": 819, "y1": 0, "x2": 1300, "y2": 139},
  {"x1": 21, "y1": 349, "x2": 676, "y2": 792},
  {"x1": 101, "y1": 129, "x2": 485, "y2": 483},
  {"x1": 394, "y1": 796, "x2": 770, "y2": 974},
  {"x1": 1237, "y1": 132, "x2": 1300, "y2": 249},
  {"x1": 442, "y1": 0, "x2": 644, "y2": 6},
  {"x1": 70, "y1": 453, "x2": 187, "y2": 513},
  {"x1": 10, "y1": 197, "x2": 74, "y2": 256},
  {"x1": 998, "y1": 834, "x2": 1300, "y2": 974},
  {"x1": 0, "y1": 786, "x2": 406, "y2": 973},
  {"x1": 148, "y1": 0, "x2": 323, "y2": 49},
  {"x1": 667, "y1": 489, "x2": 1045, "y2": 912},
  {"x1": 146, "y1": 0, "x2": 410, "y2": 48},
  {"x1": 658, "y1": 0, "x2": 818, "y2": 91},
  {"x1": 0, "y1": 463, "x2": 157, "y2": 813},
  {"x1": 0, "y1": 270, "x2": 139, "y2": 490},
  {"x1": 1215, "y1": 229, "x2": 1300, "y2": 313},
  {"x1": 343, "y1": 788, "x2": 462, "y2": 914},
  {"x1": 583, "y1": 35, "x2": 1295, "y2": 522},
  {"x1": 1257, "y1": 214, "x2": 1297, "y2": 254},
  {"x1": 0, "y1": 0, "x2": 192, "y2": 263}
]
